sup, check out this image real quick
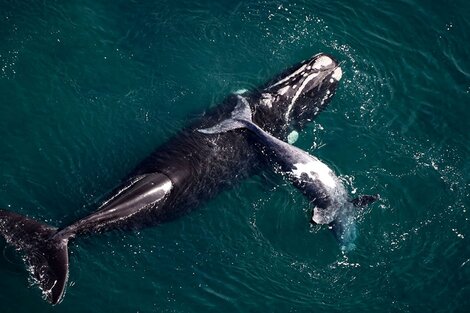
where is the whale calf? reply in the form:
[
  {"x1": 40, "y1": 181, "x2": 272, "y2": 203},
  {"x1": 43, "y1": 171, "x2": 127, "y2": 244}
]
[
  {"x1": 199, "y1": 95, "x2": 377, "y2": 250},
  {"x1": 0, "y1": 53, "x2": 342, "y2": 304}
]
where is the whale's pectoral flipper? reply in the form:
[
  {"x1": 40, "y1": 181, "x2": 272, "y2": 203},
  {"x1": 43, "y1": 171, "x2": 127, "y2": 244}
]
[
  {"x1": 0, "y1": 210, "x2": 69, "y2": 304},
  {"x1": 58, "y1": 173, "x2": 173, "y2": 237},
  {"x1": 350, "y1": 194, "x2": 379, "y2": 207},
  {"x1": 198, "y1": 95, "x2": 253, "y2": 134}
]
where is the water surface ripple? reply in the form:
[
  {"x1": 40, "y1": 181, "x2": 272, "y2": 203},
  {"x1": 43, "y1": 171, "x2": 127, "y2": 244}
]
[{"x1": 0, "y1": 0, "x2": 469, "y2": 312}]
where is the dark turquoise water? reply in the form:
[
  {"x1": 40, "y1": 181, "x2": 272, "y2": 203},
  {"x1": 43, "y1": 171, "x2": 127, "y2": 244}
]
[{"x1": 1, "y1": 0, "x2": 469, "y2": 312}]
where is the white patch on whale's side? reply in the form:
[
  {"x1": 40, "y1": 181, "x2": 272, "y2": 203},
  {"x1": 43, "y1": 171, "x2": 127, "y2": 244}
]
[
  {"x1": 291, "y1": 160, "x2": 337, "y2": 188},
  {"x1": 312, "y1": 206, "x2": 333, "y2": 224}
]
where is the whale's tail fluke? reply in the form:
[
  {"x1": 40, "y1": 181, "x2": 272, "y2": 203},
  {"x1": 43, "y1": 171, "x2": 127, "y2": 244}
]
[
  {"x1": 0, "y1": 209, "x2": 70, "y2": 304},
  {"x1": 198, "y1": 95, "x2": 254, "y2": 135}
]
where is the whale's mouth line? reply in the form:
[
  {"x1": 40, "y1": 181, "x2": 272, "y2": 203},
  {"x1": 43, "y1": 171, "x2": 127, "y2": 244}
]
[
  {"x1": 283, "y1": 63, "x2": 342, "y2": 123},
  {"x1": 283, "y1": 71, "x2": 320, "y2": 122},
  {"x1": 268, "y1": 63, "x2": 308, "y2": 89}
]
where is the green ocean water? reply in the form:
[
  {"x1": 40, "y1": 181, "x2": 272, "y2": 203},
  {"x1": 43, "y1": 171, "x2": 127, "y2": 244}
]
[{"x1": 0, "y1": 0, "x2": 469, "y2": 312}]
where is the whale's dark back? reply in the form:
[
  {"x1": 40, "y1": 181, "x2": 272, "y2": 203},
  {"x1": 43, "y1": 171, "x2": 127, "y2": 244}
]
[
  {"x1": 124, "y1": 53, "x2": 342, "y2": 226},
  {"x1": 128, "y1": 94, "x2": 260, "y2": 224}
]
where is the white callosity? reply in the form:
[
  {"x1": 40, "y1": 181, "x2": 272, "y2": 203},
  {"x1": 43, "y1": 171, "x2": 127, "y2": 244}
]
[
  {"x1": 264, "y1": 54, "x2": 342, "y2": 123},
  {"x1": 260, "y1": 93, "x2": 274, "y2": 107},
  {"x1": 282, "y1": 55, "x2": 337, "y2": 121},
  {"x1": 312, "y1": 55, "x2": 333, "y2": 69},
  {"x1": 332, "y1": 67, "x2": 342, "y2": 81}
]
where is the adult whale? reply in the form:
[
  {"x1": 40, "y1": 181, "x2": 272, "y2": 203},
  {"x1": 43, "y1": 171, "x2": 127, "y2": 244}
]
[{"x1": 0, "y1": 53, "x2": 342, "y2": 304}]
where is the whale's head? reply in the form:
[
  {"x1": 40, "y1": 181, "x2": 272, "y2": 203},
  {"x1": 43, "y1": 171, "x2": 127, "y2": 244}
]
[{"x1": 254, "y1": 53, "x2": 342, "y2": 136}]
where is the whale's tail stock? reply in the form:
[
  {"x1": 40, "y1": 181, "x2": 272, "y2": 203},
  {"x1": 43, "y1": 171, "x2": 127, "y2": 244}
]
[
  {"x1": 0, "y1": 209, "x2": 70, "y2": 304},
  {"x1": 329, "y1": 194, "x2": 379, "y2": 252}
]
